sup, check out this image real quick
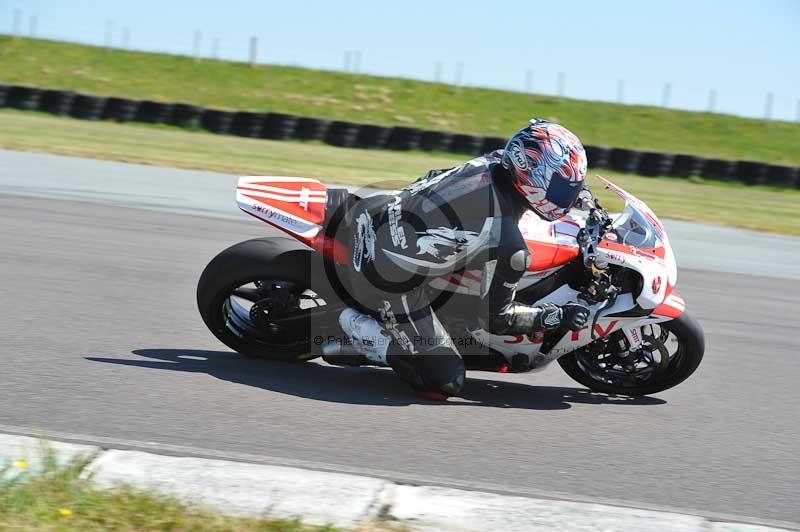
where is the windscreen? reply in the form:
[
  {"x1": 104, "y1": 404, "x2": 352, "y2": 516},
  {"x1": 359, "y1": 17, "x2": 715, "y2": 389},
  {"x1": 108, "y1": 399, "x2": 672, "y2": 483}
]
[{"x1": 608, "y1": 203, "x2": 664, "y2": 249}]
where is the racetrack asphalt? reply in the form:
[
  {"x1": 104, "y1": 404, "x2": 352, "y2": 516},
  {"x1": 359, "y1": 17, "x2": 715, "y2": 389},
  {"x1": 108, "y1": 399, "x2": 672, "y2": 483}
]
[{"x1": 1, "y1": 150, "x2": 799, "y2": 527}]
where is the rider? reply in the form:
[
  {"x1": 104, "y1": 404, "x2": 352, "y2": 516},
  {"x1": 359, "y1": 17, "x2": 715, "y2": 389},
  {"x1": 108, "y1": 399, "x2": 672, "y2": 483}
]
[{"x1": 333, "y1": 118, "x2": 592, "y2": 399}]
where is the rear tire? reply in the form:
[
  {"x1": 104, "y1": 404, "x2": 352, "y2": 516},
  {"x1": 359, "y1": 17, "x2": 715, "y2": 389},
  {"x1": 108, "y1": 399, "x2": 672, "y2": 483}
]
[
  {"x1": 558, "y1": 312, "x2": 705, "y2": 396},
  {"x1": 197, "y1": 238, "x2": 321, "y2": 361}
]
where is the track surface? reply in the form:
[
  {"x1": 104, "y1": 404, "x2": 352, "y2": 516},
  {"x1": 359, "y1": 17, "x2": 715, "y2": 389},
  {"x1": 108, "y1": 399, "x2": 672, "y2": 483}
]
[{"x1": 1, "y1": 151, "x2": 799, "y2": 525}]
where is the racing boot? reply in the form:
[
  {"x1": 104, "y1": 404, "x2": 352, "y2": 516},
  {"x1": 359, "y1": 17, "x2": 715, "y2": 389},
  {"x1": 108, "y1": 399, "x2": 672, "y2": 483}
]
[{"x1": 336, "y1": 308, "x2": 391, "y2": 365}]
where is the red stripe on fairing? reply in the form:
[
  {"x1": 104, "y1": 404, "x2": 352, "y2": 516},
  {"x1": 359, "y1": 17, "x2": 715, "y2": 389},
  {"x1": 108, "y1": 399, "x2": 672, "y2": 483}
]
[
  {"x1": 652, "y1": 286, "x2": 686, "y2": 319},
  {"x1": 462, "y1": 271, "x2": 481, "y2": 282},
  {"x1": 240, "y1": 193, "x2": 326, "y2": 224}
]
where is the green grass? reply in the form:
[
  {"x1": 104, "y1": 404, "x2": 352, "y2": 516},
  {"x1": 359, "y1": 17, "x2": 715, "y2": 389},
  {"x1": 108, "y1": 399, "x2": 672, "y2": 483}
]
[
  {"x1": 2, "y1": 36, "x2": 800, "y2": 165},
  {"x1": 2, "y1": 110, "x2": 799, "y2": 235},
  {"x1": 0, "y1": 450, "x2": 346, "y2": 531}
]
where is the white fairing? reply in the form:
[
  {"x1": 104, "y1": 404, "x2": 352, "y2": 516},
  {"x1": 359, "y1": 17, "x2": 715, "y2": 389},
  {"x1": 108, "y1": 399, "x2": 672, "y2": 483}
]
[{"x1": 467, "y1": 176, "x2": 682, "y2": 371}]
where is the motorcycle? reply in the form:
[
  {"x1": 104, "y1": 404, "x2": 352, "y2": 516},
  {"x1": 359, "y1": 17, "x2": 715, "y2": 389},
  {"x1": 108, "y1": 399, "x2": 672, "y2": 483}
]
[{"x1": 197, "y1": 174, "x2": 704, "y2": 396}]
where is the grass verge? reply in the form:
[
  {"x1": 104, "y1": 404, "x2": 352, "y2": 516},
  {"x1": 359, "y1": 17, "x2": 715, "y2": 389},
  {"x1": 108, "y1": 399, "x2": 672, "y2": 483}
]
[
  {"x1": 1, "y1": 109, "x2": 798, "y2": 235},
  {"x1": 0, "y1": 448, "x2": 355, "y2": 531},
  {"x1": 1, "y1": 36, "x2": 799, "y2": 165}
]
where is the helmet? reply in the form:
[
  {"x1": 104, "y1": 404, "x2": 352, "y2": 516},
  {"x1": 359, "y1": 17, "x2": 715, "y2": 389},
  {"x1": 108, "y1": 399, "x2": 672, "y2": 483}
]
[{"x1": 501, "y1": 119, "x2": 587, "y2": 221}]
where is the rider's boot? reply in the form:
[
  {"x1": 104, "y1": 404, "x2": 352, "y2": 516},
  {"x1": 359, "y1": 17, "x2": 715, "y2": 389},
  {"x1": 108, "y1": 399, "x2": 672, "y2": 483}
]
[{"x1": 335, "y1": 308, "x2": 391, "y2": 364}]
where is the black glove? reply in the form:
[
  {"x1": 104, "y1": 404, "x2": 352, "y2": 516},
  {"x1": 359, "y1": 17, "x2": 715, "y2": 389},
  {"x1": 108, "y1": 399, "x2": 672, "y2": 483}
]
[{"x1": 534, "y1": 303, "x2": 590, "y2": 332}]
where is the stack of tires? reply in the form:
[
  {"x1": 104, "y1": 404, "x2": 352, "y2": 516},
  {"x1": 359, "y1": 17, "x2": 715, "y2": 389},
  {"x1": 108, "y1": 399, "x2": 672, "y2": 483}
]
[
  {"x1": 102, "y1": 97, "x2": 141, "y2": 122},
  {"x1": 6, "y1": 86, "x2": 43, "y2": 111},
  {"x1": 70, "y1": 94, "x2": 107, "y2": 120},
  {"x1": 200, "y1": 109, "x2": 236, "y2": 134},
  {"x1": 386, "y1": 127, "x2": 422, "y2": 151},
  {"x1": 167, "y1": 103, "x2": 204, "y2": 128},
  {"x1": 324, "y1": 121, "x2": 361, "y2": 148},
  {"x1": 40, "y1": 90, "x2": 76, "y2": 116}
]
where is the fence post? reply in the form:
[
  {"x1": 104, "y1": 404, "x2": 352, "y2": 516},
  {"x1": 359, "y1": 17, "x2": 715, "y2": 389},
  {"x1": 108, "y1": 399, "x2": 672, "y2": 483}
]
[
  {"x1": 193, "y1": 30, "x2": 202, "y2": 62},
  {"x1": 249, "y1": 36, "x2": 258, "y2": 67},
  {"x1": 434, "y1": 61, "x2": 443, "y2": 82},
  {"x1": 557, "y1": 72, "x2": 565, "y2": 98},
  {"x1": 616, "y1": 79, "x2": 624, "y2": 103},
  {"x1": 353, "y1": 50, "x2": 362, "y2": 73},
  {"x1": 661, "y1": 82, "x2": 671, "y2": 109},
  {"x1": 525, "y1": 69, "x2": 533, "y2": 92},
  {"x1": 104, "y1": 20, "x2": 113, "y2": 50},
  {"x1": 13, "y1": 9, "x2": 22, "y2": 36},
  {"x1": 343, "y1": 51, "x2": 351, "y2": 72},
  {"x1": 28, "y1": 15, "x2": 37, "y2": 37},
  {"x1": 796, "y1": 99, "x2": 800, "y2": 123},
  {"x1": 707, "y1": 89, "x2": 717, "y2": 113},
  {"x1": 764, "y1": 92, "x2": 773, "y2": 120},
  {"x1": 454, "y1": 61, "x2": 463, "y2": 87},
  {"x1": 122, "y1": 26, "x2": 130, "y2": 49},
  {"x1": 211, "y1": 38, "x2": 219, "y2": 59}
]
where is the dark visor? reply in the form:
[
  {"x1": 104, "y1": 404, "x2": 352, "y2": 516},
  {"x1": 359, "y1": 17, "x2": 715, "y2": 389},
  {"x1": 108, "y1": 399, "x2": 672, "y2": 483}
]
[{"x1": 544, "y1": 174, "x2": 582, "y2": 209}]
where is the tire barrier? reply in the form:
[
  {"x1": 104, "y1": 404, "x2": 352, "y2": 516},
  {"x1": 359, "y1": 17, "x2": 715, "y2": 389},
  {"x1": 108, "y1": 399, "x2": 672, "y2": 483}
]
[
  {"x1": 735, "y1": 161, "x2": 768, "y2": 186},
  {"x1": 355, "y1": 124, "x2": 392, "y2": 149},
  {"x1": 69, "y1": 94, "x2": 107, "y2": 120},
  {"x1": 481, "y1": 136, "x2": 507, "y2": 154},
  {"x1": 386, "y1": 127, "x2": 422, "y2": 151},
  {"x1": 135, "y1": 100, "x2": 173, "y2": 124},
  {"x1": 102, "y1": 97, "x2": 140, "y2": 122},
  {"x1": 419, "y1": 130, "x2": 454, "y2": 152},
  {"x1": 6, "y1": 85, "x2": 43, "y2": 111},
  {"x1": 0, "y1": 84, "x2": 9, "y2": 107},
  {"x1": 229, "y1": 111, "x2": 264, "y2": 138},
  {"x1": 700, "y1": 158, "x2": 737, "y2": 181},
  {"x1": 40, "y1": 89, "x2": 76, "y2": 116},
  {"x1": 765, "y1": 165, "x2": 799, "y2": 189},
  {"x1": 199, "y1": 109, "x2": 236, "y2": 135},
  {"x1": 323, "y1": 121, "x2": 360, "y2": 148},
  {"x1": 450, "y1": 134, "x2": 485, "y2": 156},
  {"x1": 167, "y1": 103, "x2": 203, "y2": 128},
  {"x1": 608, "y1": 148, "x2": 642, "y2": 174},
  {"x1": 671, "y1": 154, "x2": 703, "y2": 177},
  {"x1": 585, "y1": 145, "x2": 611, "y2": 169},
  {"x1": 639, "y1": 152, "x2": 675, "y2": 177},
  {"x1": 294, "y1": 117, "x2": 331, "y2": 141},
  {"x1": 260, "y1": 113, "x2": 299, "y2": 141},
  {"x1": 5, "y1": 83, "x2": 798, "y2": 188}
]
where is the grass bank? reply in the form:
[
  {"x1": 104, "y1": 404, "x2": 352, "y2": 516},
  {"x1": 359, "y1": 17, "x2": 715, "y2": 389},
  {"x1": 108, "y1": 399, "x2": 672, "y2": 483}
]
[
  {"x1": 1, "y1": 110, "x2": 798, "y2": 235},
  {"x1": 1, "y1": 36, "x2": 799, "y2": 165}
]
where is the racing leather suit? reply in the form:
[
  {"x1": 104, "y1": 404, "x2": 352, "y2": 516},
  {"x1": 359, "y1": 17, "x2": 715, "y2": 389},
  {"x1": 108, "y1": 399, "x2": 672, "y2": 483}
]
[{"x1": 341, "y1": 150, "x2": 587, "y2": 396}]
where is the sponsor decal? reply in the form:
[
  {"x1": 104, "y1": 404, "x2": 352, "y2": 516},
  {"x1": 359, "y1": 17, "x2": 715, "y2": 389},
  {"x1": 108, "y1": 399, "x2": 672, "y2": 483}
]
[
  {"x1": 251, "y1": 203, "x2": 299, "y2": 226},
  {"x1": 387, "y1": 197, "x2": 408, "y2": 249},
  {"x1": 652, "y1": 275, "x2": 662, "y2": 294},
  {"x1": 352, "y1": 211, "x2": 376, "y2": 272},
  {"x1": 544, "y1": 310, "x2": 561, "y2": 327},
  {"x1": 416, "y1": 227, "x2": 479, "y2": 260},
  {"x1": 570, "y1": 320, "x2": 619, "y2": 341},
  {"x1": 298, "y1": 187, "x2": 310, "y2": 212},
  {"x1": 509, "y1": 139, "x2": 528, "y2": 171},
  {"x1": 379, "y1": 300, "x2": 418, "y2": 354}
]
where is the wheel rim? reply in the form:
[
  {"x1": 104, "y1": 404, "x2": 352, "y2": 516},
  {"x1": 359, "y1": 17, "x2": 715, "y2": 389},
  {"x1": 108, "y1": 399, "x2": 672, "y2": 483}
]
[
  {"x1": 573, "y1": 323, "x2": 686, "y2": 390},
  {"x1": 222, "y1": 278, "x2": 326, "y2": 349}
]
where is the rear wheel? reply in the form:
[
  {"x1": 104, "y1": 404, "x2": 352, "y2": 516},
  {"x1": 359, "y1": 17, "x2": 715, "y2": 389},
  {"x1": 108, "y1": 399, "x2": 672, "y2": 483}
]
[
  {"x1": 197, "y1": 238, "x2": 329, "y2": 360},
  {"x1": 558, "y1": 312, "x2": 704, "y2": 396}
]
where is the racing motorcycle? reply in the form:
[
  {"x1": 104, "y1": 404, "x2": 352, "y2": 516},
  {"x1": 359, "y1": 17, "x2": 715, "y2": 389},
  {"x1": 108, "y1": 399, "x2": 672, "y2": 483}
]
[{"x1": 197, "y1": 174, "x2": 704, "y2": 396}]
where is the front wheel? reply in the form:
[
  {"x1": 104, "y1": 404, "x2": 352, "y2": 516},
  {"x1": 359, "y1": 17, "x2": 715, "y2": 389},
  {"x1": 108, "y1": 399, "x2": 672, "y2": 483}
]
[{"x1": 558, "y1": 312, "x2": 705, "y2": 396}]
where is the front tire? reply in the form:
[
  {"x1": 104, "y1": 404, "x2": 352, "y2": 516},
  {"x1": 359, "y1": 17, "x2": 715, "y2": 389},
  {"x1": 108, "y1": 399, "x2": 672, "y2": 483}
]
[
  {"x1": 197, "y1": 237, "x2": 324, "y2": 361},
  {"x1": 558, "y1": 312, "x2": 705, "y2": 396}
]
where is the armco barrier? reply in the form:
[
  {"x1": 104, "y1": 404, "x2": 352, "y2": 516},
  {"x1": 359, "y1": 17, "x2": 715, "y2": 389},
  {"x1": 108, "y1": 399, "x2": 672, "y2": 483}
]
[
  {"x1": 102, "y1": 97, "x2": 140, "y2": 122},
  {"x1": 3, "y1": 83, "x2": 797, "y2": 187},
  {"x1": 40, "y1": 89, "x2": 75, "y2": 116},
  {"x1": 69, "y1": 94, "x2": 107, "y2": 120}
]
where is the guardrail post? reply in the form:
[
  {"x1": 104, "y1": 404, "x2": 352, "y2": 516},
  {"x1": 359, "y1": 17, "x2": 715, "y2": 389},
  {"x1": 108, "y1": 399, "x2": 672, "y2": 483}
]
[{"x1": 249, "y1": 37, "x2": 258, "y2": 67}]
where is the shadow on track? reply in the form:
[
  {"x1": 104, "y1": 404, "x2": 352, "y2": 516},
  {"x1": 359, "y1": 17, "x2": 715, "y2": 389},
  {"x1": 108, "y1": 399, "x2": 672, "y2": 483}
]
[{"x1": 86, "y1": 349, "x2": 666, "y2": 410}]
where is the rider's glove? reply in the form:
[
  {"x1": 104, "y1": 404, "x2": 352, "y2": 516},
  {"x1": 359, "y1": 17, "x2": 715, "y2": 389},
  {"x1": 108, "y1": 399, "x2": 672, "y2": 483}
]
[{"x1": 534, "y1": 303, "x2": 590, "y2": 332}]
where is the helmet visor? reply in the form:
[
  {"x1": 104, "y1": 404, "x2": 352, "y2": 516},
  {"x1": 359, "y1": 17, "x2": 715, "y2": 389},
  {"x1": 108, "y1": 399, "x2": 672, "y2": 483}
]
[{"x1": 544, "y1": 174, "x2": 582, "y2": 210}]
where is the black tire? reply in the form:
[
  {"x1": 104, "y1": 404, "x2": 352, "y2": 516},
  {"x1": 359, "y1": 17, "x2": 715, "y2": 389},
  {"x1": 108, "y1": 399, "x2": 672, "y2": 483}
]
[
  {"x1": 608, "y1": 148, "x2": 642, "y2": 174},
  {"x1": 639, "y1": 152, "x2": 674, "y2": 177},
  {"x1": 230, "y1": 111, "x2": 264, "y2": 137},
  {"x1": 200, "y1": 109, "x2": 236, "y2": 134},
  {"x1": 671, "y1": 154, "x2": 702, "y2": 177},
  {"x1": 419, "y1": 130, "x2": 454, "y2": 152},
  {"x1": 294, "y1": 117, "x2": 331, "y2": 141},
  {"x1": 765, "y1": 165, "x2": 799, "y2": 188},
  {"x1": 167, "y1": 103, "x2": 204, "y2": 128},
  {"x1": 700, "y1": 158, "x2": 737, "y2": 181},
  {"x1": 260, "y1": 113, "x2": 299, "y2": 140},
  {"x1": 736, "y1": 161, "x2": 768, "y2": 185},
  {"x1": 7, "y1": 85, "x2": 43, "y2": 111},
  {"x1": 386, "y1": 127, "x2": 422, "y2": 151},
  {"x1": 558, "y1": 312, "x2": 705, "y2": 396},
  {"x1": 0, "y1": 84, "x2": 9, "y2": 107},
  {"x1": 585, "y1": 145, "x2": 611, "y2": 169},
  {"x1": 135, "y1": 100, "x2": 173, "y2": 124},
  {"x1": 324, "y1": 121, "x2": 361, "y2": 148},
  {"x1": 450, "y1": 134, "x2": 485, "y2": 156},
  {"x1": 481, "y1": 136, "x2": 506, "y2": 154},
  {"x1": 69, "y1": 94, "x2": 108, "y2": 120},
  {"x1": 197, "y1": 238, "x2": 320, "y2": 360},
  {"x1": 40, "y1": 90, "x2": 76, "y2": 115},
  {"x1": 102, "y1": 97, "x2": 141, "y2": 122},
  {"x1": 355, "y1": 124, "x2": 392, "y2": 149}
]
